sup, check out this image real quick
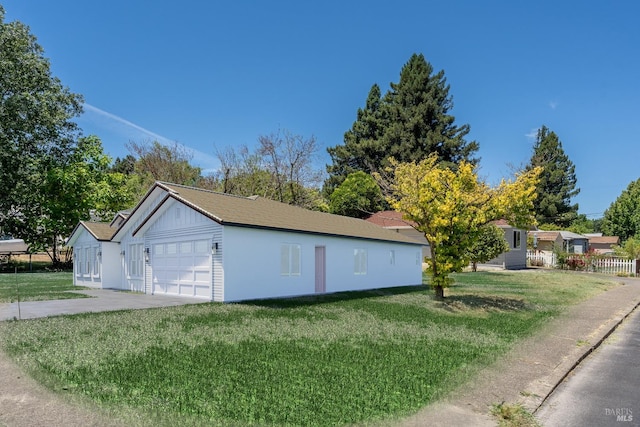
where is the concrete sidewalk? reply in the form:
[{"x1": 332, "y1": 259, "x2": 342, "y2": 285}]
[
  {"x1": 0, "y1": 289, "x2": 208, "y2": 321},
  {"x1": 396, "y1": 276, "x2": 640, "y2": 426}
]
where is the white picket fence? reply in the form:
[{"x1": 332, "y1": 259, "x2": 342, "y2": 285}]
[
  {"x1": 587, "y1": 257, "x2": 638, "y2": 276},
  {"x1": 526, "y1": 251, "x2": 556, "y2": 268},
  {"x1": 526, "y1": 250, "x2": 638, "y2": 276}
]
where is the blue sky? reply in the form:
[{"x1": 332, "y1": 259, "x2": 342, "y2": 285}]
[{"x1": 3, "y1": 1, "x2": 639, "y2": 218}]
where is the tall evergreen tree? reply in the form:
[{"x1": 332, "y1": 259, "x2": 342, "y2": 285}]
[
  {"x1": 526, "y1": 126, "x2": 579, "y2": 227},
  {"x1": 325, "y1": 53, "x2": 478, "y2": 194},
  {"x1": 325, "y1": 84, "x2": 384, "y2": 194}
]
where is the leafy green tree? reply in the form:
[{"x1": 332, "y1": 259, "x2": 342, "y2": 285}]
[
  {"x1": 601, "y1": 178, "x2": 640, "y2": 242},
  {"x1": 127, "y1": 140, "x2": 202, "y2": 198},
  {"x1": 111, "y1": 154, "x2": 136, "y2": 175},
  {"x1": 567, "y1": 214, "x2": 597, "y2": 234},
  {"x1": 326, "y1": 53, "x2": 478, "y2": 194},
  {"x1": 329, "y1": 171, "x2": 384, "y2": 218},
  {"x1": 43, "y1": 136, "x2": 134, "y2": 264},
  {"x1": 466, "y1": 224, "x2": 509, "y2": 272},
  {"x1": 526, "y1": 126, "x2": 579, "y2": 227},
  {"x1": 0, "y1": 6, "x2": 83, "y2": 243},
  {"x1": 613, "y1": 236, "x2": 640, "y2": 259}
]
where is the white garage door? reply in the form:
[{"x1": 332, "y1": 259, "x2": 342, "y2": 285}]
[{"x1": 151, "y1": 239, "x2": 211, "y2": 298}]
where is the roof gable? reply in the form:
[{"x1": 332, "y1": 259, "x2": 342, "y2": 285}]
[{"x1": 68, "y1": 221, "x2": 115, "y2": 246}]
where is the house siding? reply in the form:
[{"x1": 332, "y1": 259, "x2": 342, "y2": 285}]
[
  {"x1": 222, "y1": 226, "x2": 422, "y2": 302},
  {"x1": 118, "y1": 191, "x2": 166, "y2": 292},
  {"x1": 212, "y1": 226, "x2": 224, "y2": 302}
]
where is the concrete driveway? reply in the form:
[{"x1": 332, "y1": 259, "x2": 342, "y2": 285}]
[{"x1": 0, "y1": 289, "x2": 209, "y2": 321}]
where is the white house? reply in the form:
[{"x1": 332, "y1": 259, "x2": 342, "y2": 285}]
[{"x1": 68, "y1": 182, "x2": 423, "y2": 302}]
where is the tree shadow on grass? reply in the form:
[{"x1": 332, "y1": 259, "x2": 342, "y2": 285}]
[
  {"x1": 438, "y1": 294, "x2": 531, "y2": 313},
  {"x1": 239, "y1": 285, "x2": 429, "y2": 309}
]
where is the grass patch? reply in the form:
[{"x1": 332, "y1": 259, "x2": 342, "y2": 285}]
[
  {"x1": 0, "y1": 272, "x2": 88, "y2": 303},
  {"x1": 491, "y1": 402, "x2": 541, "y2": 427},
  {"x1": 0, "y1": 270, "x2": 617, "y2": 426}
]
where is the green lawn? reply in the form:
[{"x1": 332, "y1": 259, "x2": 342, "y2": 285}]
[
  {"x1": 0, "y1": 271, "x2": 88, "y2": 303},
  {"x1": 0, "y1": 270, "x2": 616, "y2": 426}
]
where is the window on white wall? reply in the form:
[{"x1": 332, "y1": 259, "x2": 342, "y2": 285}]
[
  {"x1": 281, "y1": 244, "x2": 301, "y2": 276},
  {"x1": 129, "y1": 243, "x2": 143, "y2": 277},
  {"x1": 390, "y1": 250, "x2": 396, "y2": 265},
  {"x1": 354, "y1": 249, "x2": 367, "y2": 275},
  {"x1": 513, "y1": 231, "x2": 521, "y2": 249}
]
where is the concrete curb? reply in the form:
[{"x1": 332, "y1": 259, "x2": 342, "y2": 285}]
[{"x1": 528, "y1": 297, "x2": 640, "y2": 414}]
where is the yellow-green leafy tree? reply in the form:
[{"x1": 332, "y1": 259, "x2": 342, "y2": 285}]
[{"x1": 382, "y1": 154, "x2": 541, "y2": 299}]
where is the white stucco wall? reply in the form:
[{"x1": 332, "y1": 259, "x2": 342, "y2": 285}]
[{"x1": 222, "y1": 226, "x2": 423, "y2": 302}]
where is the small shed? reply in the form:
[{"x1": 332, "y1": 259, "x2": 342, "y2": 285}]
[{"x1": 483, "y1": 220, "x2": 527, "y2": 270}]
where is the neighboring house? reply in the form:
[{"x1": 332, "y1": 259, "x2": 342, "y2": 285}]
[
  {"x1": 364, "y1": 211, "x2": 431, "y2": 260},
  {"x1": 0, "y1": 237, "x2": 29, "y2": 255},
  {"x1": 586, "y1": 234, "x2": 620, "y2": 255},
  {"x1": 68, "y1": 182, "x2": 423, "y2": 302},
  {"x1": 482, "y1": 219, "x2": 527, "y2": 270},
  {"x1": 531, "y1": 231, "x2": 563, "y2": 252},
  {"x1": 530, "y1": 230, "x2": 589, "y2": 254},
  {"x1": 0, "y1": 237, "x2": 29, "y2": 263}
]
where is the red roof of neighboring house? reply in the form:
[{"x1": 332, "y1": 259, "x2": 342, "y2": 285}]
[{"x1": 365, "y1": 211, "x2": 417, "y2": 228}]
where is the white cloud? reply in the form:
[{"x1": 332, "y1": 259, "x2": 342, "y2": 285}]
[
  {"x1": 82, "y1": 103, "x2": 174, "y2": 145},
  {"x1": 81, "y1": 103, "x2": 219, "y2": 172},
  {"x1": 525, "y1": 128, "x2": 540, "y2": 140}
]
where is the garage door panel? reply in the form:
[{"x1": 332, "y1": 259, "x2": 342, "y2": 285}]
[
  {"x1": 194, "y1": 285, "x2": 209, "y2": 297},
  {"x1": 194, "y1": 270, "x2": 209, "y2": 283},
  {"x1": 151, "y1": 238, "x2": 211, "y2": 298}
]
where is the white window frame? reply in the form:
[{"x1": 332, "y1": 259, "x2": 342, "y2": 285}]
[
  {"x1": 354, "y1": 248, "x2": 367, "y2": 275},
  {"x1": 281, "y1": 244, "x2": 301, "y2": 276}
]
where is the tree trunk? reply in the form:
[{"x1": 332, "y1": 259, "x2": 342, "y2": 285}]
[
  {"x1": 472, "y1": 261, "x2": 477, "y2": 272},
  {"x1": 434, "y1": 285, "x2": 445, "y2": 300}
]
